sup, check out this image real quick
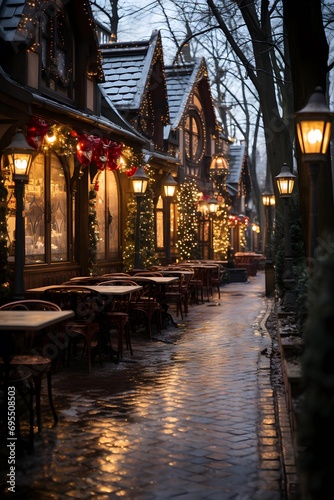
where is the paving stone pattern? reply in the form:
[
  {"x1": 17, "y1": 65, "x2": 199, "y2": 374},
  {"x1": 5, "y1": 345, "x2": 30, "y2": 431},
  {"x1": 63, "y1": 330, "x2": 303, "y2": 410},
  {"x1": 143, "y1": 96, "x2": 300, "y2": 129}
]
[{"x1": 2, "y1": 272, "x2": 286, "y2": 499}]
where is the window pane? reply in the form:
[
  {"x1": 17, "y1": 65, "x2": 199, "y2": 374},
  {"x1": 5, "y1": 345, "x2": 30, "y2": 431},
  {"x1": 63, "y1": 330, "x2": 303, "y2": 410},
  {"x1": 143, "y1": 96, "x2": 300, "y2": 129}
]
[
  {"x1": 107, "y1": 171, "x2": 119, "y2": 257},
  {"x1": 156, "y1": 196, "x2": 164, "y2": 248},
  {"x1": 50, "y1": 155, "x2": 67, "y2": 261},
  {"x1": 25, "y1": 154, "x2": 45, "y2": 263},
  {"x1": 95, "y1": 172, "x2": 106, "y2": 260}
]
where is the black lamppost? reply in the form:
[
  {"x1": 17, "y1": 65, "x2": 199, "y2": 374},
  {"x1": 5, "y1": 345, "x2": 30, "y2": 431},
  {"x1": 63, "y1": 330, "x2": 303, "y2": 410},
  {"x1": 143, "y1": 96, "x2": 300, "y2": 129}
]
[
  {"x1": 295, "y1": 87, "x2": 333, "y2": 261},
  {"x1": 275, "y1": 163, "x2": 296, "y2": 311},
  {"x1": 131, "y1": 166, "x2": 149, "y2": 269},
  {"x1": 261, "y1": 189, "x2": 276, "y2": 296},
  {"x1": 2, "y1": 130, "x2": 35, "y2": 299},
  {"x1": 163, "y1": 173, "x2": 177, "y2": 264},
  {"x1": 207, "y1": 197, "x2": 218, "y2": 260},
  {"x1": 261, "y1": 189, "x2": 276, "y2": 259}
]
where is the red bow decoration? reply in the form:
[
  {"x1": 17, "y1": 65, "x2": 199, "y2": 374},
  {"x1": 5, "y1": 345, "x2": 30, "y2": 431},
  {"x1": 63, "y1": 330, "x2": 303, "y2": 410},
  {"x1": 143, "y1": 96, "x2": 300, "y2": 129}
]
[
  {"x1": 93, "y1": 139, "x2": 122, "y2": 171},
  {"x1": 27, "y1": 117, "x2": 48, "y2": 149},
  {"x1": 76, "y1": 134, "x2": 95, "y2": 166}
]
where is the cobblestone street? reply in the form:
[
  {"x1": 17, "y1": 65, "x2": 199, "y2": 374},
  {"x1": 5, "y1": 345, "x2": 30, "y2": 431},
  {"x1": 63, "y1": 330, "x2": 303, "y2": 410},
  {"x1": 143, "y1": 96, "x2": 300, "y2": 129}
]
[{"x1": 1, "y1": 272, "x2": 289, "y2": 499}]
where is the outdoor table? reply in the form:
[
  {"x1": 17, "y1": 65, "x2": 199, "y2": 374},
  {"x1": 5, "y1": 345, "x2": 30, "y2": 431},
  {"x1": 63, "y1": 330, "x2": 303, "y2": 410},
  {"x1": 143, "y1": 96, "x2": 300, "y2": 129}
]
[
  {"x1": 0, "y1": 309, "x2": 75, "y2": 363},
  {"x1": 26, "y1": 284, "x2": 143, "y2": 362},
  {"x1": 26, "y1": 284, "x2": 143, "y2": 296},
  {"x1": 0, "y1": 309, "x2": 75, "y2": 436}
]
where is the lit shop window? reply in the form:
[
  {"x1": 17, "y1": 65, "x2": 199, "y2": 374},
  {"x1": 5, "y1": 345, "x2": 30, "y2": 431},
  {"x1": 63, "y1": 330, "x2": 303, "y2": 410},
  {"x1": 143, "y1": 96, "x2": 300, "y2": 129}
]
[{"x1": 94, "y1": 170, "x2": 119, "y2": 260}]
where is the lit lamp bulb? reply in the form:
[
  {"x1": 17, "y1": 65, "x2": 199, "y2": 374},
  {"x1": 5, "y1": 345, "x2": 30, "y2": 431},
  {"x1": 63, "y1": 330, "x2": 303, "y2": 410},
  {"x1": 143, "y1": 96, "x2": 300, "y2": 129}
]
[
  {"x1": 14, "y1": 158, "x2": 28, "y2": 172},
  {"x1": 307, "y1": 128, "x2": 323, "y2": 145},
  {"x1": 46, "y1": 130, "x2": 56, "y2": 144}
]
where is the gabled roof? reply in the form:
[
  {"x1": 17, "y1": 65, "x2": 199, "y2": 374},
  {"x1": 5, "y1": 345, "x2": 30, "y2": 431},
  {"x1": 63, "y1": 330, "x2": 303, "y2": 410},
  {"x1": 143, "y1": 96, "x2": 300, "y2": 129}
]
[
  {"x1": 164, "y1": 57, "x2": 212, "y2": 132},
  {"x1": 100, "y1": 30, "x2": 168, "y2": 114},
  {"x1": 226, "y1": 143, "x2": 246, "y2": 194}
]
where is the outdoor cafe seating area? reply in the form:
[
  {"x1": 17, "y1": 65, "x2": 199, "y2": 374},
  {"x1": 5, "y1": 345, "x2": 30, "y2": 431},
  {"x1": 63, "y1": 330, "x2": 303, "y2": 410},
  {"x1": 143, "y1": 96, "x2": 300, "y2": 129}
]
[{"x1": 0, "y1": 257, "x2": 264, "y2": 450}]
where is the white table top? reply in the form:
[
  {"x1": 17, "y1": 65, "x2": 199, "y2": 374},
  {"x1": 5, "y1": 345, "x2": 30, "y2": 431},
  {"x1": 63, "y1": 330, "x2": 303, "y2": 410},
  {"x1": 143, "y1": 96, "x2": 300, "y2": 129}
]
[
  {"x1": 0, "y1": 310, "x2": 75, "y2": 330},
  {"x1": 26, "y1": 284, "x2": 143, "y2": 296}
]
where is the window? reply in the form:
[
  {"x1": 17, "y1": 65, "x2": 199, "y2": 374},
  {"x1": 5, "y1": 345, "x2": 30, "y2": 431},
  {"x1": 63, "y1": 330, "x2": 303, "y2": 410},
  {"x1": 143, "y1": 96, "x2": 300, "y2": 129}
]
[
  {"x1": 6, "y1": 152, "x2": 70, "y2": 264},
  {"x1": 40, "y1": 7, "x2": 72, "y2": 94},
  {"x1": 94, "y1": 170, "x2": 119, "y2": 260},
  {"x1": 156, "y1": 196, "x2": 164, "y2": 248},
  {"x1": 184, "y1": 92, "x2": 206, "y2": 176}
]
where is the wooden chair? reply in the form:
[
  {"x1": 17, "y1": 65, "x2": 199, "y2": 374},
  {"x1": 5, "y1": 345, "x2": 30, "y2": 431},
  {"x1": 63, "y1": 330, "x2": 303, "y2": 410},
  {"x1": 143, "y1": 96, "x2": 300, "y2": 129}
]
[
  {"x1": 0, "y1": 300, "x2": 62, "y2": 432},
  {"x1": 164, "y1": 274, "x2": 185, "y2": 319},
  {"x1": 43, "y1": 288, "x2": 102, "y2": 373},
  {"x1": 127, "y1": 279, "x2": 163, "y2": 339},
  {"x1": 208, "y1": 265, "x2": 221, "y2": 299},
  {"x1": 0, "y1": 366, "x2": 35, "y2": 452},
  {"x1": 97, "y1": 280, "x2": 134, "y2": 359}
]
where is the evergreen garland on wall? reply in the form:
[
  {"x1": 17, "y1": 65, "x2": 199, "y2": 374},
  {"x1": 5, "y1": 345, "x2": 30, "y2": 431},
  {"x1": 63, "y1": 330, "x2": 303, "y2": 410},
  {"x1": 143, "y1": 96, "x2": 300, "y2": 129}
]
[
  {"x1": 176, "y1": 180, "x2": 199, "y2": 261},
  {"x1": 0, "y1": 174, "x2": 11, "y2": 300}
]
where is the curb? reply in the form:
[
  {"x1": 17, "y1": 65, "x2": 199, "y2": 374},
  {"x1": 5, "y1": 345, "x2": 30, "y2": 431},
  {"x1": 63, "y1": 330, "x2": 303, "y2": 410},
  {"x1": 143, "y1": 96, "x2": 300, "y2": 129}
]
[{"x1": 261, "y1": 298, "x2": 300, "y2": 499}]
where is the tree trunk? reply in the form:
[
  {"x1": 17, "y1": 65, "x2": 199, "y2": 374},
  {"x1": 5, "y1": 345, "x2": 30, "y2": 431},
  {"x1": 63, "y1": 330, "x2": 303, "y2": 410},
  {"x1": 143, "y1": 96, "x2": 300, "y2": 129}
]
[{"x1": 284, "y1": 0, "x2": 333, "y2": 256}]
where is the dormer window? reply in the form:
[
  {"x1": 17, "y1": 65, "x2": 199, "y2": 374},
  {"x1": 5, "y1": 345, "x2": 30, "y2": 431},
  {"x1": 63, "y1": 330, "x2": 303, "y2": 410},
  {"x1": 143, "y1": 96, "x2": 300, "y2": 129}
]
[{"x1": 40, "y1": 8, "x2": 72, "y2": 94}]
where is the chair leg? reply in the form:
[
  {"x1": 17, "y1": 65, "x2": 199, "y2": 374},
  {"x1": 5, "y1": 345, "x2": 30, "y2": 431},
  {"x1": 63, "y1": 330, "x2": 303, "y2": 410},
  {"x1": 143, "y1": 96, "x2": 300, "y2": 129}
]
[
  {"x1": 46, "y1": 371, "x2": 58, "y2": 426},
  {"x1": 32, "y1": 374, "x2": 42, "y2": 432}
]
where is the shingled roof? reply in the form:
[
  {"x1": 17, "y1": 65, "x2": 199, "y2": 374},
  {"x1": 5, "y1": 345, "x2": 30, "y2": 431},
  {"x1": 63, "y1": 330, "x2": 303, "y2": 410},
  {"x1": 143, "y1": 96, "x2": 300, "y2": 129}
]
[
  {"x1": 100, "y1": 30, "x2": 168, "y2": 115},
  {"x1": 226, "y1": 143, "x2": 252, "y2": 198},
  {"x1": 164, "y1": 58, "x2": 206, "y2": 131},
  {"x1": 0, "y1": 0, "x2": 27, "y2": 42}
]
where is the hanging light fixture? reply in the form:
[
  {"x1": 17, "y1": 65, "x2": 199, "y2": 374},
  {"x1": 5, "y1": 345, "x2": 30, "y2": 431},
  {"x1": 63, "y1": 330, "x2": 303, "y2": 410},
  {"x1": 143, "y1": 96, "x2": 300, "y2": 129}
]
[
  {"x1": 275, "y1": 163, "x2": 296, "y2": 198},
  {"x1": 295, "y1": 87, "x2": 333, "y2": 162},
  {"x1": 131, "y1": 166, "x2": 149, "y2": 195},
  {"x1": 208, "y1": 197, "x2": 218, "y2": 214},
  {"x1": 2, "y1": 129, "x2": 35, "y2": 180},
  {"x1": 163, "y1": 173, "x2": 177, "y2": 198}
]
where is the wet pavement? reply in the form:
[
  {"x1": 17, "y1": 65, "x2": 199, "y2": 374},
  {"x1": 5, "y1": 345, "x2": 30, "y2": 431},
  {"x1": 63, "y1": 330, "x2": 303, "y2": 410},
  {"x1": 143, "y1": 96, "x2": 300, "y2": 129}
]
[{"x1": 1, "y1": 271, "x2": 289, "y2": 499}]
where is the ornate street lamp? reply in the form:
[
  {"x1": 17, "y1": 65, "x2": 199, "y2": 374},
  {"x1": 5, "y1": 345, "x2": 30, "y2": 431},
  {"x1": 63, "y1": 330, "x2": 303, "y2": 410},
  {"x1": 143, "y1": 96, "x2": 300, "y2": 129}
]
[
  {"x1": 295, "y1": 87, "x2": 333, "y2": 260},
  {"x1": 163, "y1": 173, "x2": 177, "y2": 264},
  {"x1": 2, "y1": 129, "x2": 35, "y2": 298},
  {"x1": 275, "y1": 163, "x2": 296, "y2": 310},
  {"x1": 131, "y1": 166, "x2": 149, "y2": 269}
]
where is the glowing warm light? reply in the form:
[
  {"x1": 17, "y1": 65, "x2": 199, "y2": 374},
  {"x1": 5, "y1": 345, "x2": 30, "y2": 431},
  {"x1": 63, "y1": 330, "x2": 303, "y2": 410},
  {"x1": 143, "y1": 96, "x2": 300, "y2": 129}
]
[
  {"x1": 295, "y1": 87, "x2": 333, "y2": 159},
  {"x1": 46, "y1": 132, "x2": 57, "y2": 144},
  {"x1": 14, "y1": 158, "x2": 28, "y2": 171},
  {"x1": 275, "y1": 163, "x2": 295, "y2": 198},
  {"x1": 307, "y1": 128, "x2": 323, "y2": 145}
]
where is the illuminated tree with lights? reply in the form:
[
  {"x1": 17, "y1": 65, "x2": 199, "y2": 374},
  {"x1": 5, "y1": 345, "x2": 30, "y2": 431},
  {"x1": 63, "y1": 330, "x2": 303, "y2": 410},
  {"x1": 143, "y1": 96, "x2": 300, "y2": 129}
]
[
  {"x1": 213, "y1": 204, "x2": 230, "y2": 258},
  {"x1": 123, "y1": 166, "x2": 159, "y2": 271},
  {"x1": 176, "y1": 180, "x2": 199, "y2": 260}
]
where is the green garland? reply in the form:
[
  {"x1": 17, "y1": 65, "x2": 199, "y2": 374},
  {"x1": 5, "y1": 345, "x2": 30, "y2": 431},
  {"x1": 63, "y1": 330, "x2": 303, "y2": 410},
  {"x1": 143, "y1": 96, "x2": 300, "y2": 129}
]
[{"x1": 0, "y1": 174, "x2": 11, "y2": 300}]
